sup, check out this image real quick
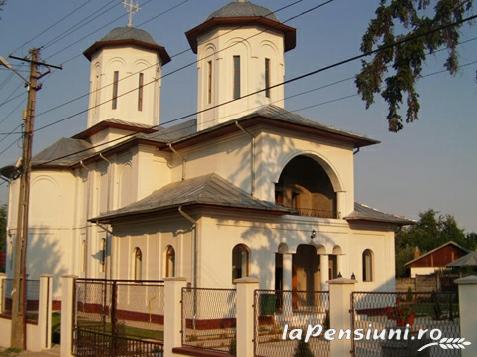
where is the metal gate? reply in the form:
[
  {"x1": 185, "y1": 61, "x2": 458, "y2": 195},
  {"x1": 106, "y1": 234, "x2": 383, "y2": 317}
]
[
  {"x1": 351, "y1": 291, "x2": 460, "y2": 357},
  {"x1": 254, "y1": 290, "x2": 330, "y2": 356},
  {"x1": 73, "y1": 279, "x2": 164, "y2": 356}
]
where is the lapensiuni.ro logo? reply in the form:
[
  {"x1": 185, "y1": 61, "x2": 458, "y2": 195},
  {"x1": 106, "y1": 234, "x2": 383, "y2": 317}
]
[{"x1": 282, "y1": 324, "x2": 472, "y2": 352}]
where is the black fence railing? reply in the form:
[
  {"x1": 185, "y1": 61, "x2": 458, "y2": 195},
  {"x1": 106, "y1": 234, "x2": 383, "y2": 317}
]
[
  {"x1": 181, "y1": 287, "x2": 237, "y2": 353},
  {"x1": 254, "y1": 290, "x2": 330, "y2": 357},
  {"x1": 351, "y1": 291, "x2": 460, "y2": 357},
  {"x1": 1, "y1": 278, "x2": 40, "y2": 323},
  {"x1": 73, "y1": 278, "x2": 164, "y2": 357}
]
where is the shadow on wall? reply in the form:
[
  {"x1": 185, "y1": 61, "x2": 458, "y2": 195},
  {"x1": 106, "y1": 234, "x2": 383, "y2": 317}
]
[{"x1": 25, "y1": 226, "x2": 68, "y2": 297}]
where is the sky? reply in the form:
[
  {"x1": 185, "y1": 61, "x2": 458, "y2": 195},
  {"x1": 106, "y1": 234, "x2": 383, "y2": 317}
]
[{"x1": 0, "y1": 0, "x2": 476, "y2": 232}]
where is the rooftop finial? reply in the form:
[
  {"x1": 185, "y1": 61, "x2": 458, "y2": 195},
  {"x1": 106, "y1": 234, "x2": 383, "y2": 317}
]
[{"x1": 123, "y1": 0, "x2": 140, "y2": 27}]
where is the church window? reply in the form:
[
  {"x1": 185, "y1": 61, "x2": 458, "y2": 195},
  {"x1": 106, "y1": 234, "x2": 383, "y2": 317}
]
[
  {"x1": 233, "y1": 56, "x2": 241, "y2": 100},
  {"x1": 81, "y1": 239, "x2": 87, "y2": 273},
  {"x1": 362, "y1": 249, "x2": 374, "y2": 282},
  {"x1": 207, "y1": 61, "x2": 212, "y2": 104},
  {"x1": 134, "y1": 247, "x2": 143, "y2": 280},
  {"x1": 165, "y1": 245, "x2": 175, "y2": 278},
  {"x1": 112, "y1": 71, "x2": 119, "y2": 110},
  {"x1": 100, "y1": 238, "x2": 106, "y2": 273},
  {"x1": 265, "y1": 58, "x2": 271, "y2": 98},
  {"x1": 232, "y1": 244, "x2": 249, "y2": 282},
  {"x1": 138, "y1": 73, "x2": 144, "y2": 111}
]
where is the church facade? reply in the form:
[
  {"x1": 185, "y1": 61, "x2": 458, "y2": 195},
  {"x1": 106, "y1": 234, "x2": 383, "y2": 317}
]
[{"x1": 2, "y1": 0, "x2": 413, "y2": 300}]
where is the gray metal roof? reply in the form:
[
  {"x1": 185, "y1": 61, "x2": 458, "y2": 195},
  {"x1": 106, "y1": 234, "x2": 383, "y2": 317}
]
[
  {"x1": 92, "y1": 173, "x2": 289, "y2": 222},
  {"x1": 144, "y1": 118, "x2": 197, "y2": 142},
  {"x1": 140, "y1": 105, "x2": 378, "y2": 146},
  {"x1": 207, "y1": 1, "x2": 278, "y2": 21},
  {"x1": 447, "y1": 251, "x2": 477, "y2": 267},
  {"x1": 32, "y1": 137, "x2": 95, "y2": 167},
  {"x1": 100, "y1": 26, "x2": 159, "y2": 46},
  {"x1": 345, "y1": 202, "x2": 415, "y2": 226}
]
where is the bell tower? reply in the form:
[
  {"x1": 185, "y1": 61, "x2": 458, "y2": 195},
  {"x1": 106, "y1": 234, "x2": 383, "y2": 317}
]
[
  {"x1": 83, "y1": 6, "x2": 170, "y2": 128},
  {"x1": 186, "y1": 0, "x2": 296, "y2": 131}
]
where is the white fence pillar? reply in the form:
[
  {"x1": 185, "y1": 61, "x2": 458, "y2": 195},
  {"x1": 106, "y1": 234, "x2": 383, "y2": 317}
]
[
  {"x1": 39, "y1": 274, "x2": 53, "y2": 350},
  {"x1": 235, "y1": 277, "x2": 259, "y2": 357},
  {"x1": 0, "y1": 273, "x2": 6, "y2": 314},
  {"x1": 455, "y1": 275, "x2": 477, "y2": 357},
  {"x1": 328, "y1": 277, "x2": 356, "y2": 357},
  {"x1": 164, "y1": 277, "x2": 187, "y2": 357},
  {"x1": 320, "y1": 255, "x2": 329, "y2": 290},
  {"x1": 60, "y1": 275, "x2": 76, "y2": 357}
]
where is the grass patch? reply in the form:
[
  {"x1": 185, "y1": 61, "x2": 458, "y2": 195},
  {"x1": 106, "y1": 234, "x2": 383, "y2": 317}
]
[{"x1": 52, "y1": 312, "x2": 61, "y2": 344}]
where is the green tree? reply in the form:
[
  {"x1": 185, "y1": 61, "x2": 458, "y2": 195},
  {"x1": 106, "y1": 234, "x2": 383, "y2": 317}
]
[
  {"x1": 293, "y1": 339, "x2": 314, "y2": 357},
  {"x1": 357, "y1": 0, "x2": 474, "y2": 132},
  {"x1": 395, "y1": 209, "x2": 476, "y2": 276}
]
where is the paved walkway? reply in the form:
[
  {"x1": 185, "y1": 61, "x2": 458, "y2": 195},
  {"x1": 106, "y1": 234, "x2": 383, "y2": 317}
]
[{"x1": 0, "y1": 345, "x2": 60, "y2": 357}]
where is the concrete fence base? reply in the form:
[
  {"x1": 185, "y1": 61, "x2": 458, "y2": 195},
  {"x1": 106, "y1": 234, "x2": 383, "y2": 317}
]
[
  {"x1": 0, "y1": 273, "x2": 53, "y2": 352},
  {"x1": 58, "y1": 275, "x2": 477, "y2": 357}
]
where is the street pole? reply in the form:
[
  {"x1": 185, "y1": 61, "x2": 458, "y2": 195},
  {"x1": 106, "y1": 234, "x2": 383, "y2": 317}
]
[{"x1": 8, "y1": 48, "x2": 62, "y2": 349}]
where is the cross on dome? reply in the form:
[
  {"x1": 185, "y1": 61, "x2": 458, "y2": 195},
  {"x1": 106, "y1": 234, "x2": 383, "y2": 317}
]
[{"x1": 123, "y1": 0, "x2": 140, "y2": 28}]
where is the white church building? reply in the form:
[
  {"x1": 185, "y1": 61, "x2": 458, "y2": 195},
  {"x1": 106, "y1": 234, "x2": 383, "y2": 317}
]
[{"x1": 2, "y1": 0, "x2": 413, "y2": 301}]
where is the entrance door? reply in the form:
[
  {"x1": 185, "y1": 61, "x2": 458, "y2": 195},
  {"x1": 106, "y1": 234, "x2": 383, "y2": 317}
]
[{"x1": 292, "y1": 245, "x2": 320, "y2": 308}]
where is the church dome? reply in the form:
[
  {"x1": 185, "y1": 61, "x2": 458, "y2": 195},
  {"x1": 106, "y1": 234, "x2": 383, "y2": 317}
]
[
  {"x1": 207, "y1": 1, "x2": 278, "y2": 21},
  {"x1": 83, "y1": 26, "x2": 171, "y2": 65},
  {"x1": 100, "y1": 26, "x2": 158, "y2": 44},
  {"x1": 186, "y1": 0, "x2": 296, "y2": 53}
]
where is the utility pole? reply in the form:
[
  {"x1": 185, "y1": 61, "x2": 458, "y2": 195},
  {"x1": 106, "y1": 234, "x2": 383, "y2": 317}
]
[{"x1": 6, "y1": 48, "x2": 62, "y2": 349}]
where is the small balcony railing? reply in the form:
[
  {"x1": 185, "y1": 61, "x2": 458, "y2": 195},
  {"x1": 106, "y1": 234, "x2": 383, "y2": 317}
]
[{"x1": 287, "y1": 207, "x2": 336, "y2": 219}]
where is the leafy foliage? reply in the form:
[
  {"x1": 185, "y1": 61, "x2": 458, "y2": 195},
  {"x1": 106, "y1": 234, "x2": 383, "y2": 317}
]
[
  {"x1": 395, "y1": 209, "x2": 477, "y2": 276},
  {"x1": 356, "y1": 0, "x2": 474, "y2": 131},
  {"x1": 293, "y1": 339, "x2": 314, "y2": 357}
]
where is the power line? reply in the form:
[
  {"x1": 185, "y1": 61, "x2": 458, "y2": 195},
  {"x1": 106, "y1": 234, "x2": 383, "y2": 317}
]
[
  {"x1": 40, "y1": 0, "x2": 119, "y2": 50},
  {"x1": 49, "y1": 0, "x2": 191, "y2": 64},
  {"x1": 40, "y1": 10, "x2": 476, "y2": 135},
  {"x1": 0, "y1": 84, "x2": 25, "y2": 110},
  {"x1": 30, "y1": 47, "x2": 477, "y2": 168},
  {"x1": 9, "y1": 0, "x2": 94, "y2": 56},
  {"x1": 34, "y1": 0, "x2": 324, "y2": 121},
  {"x1": 0, "y1": 97, "x2": 26, "y2": 127}
]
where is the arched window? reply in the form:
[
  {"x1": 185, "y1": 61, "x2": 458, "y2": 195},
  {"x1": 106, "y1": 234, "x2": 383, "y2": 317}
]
[
  {"x1": 232, "y1": 244, "x2": 249, "y2": 282},
  {"x1": 100, "y1": 238, "x2": 107, "y2": 273},
  {"x1": 362, "y1": 249, "x2": 374, "y2": 282},
  {"x1": 165, "y1": 246, "x2": 175, "y2": 278},
  {"x1": 134, "y1": 247, "x2": 143, "y2": 280}
]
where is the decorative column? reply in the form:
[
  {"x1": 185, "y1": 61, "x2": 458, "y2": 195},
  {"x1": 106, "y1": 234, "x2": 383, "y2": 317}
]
[
  {"x1": 320, "y1": 254, "x2": 329, "y2": 290},
  {"x1": 455, "y1": 276, "x2": 477, "y2": 357},
  {"x1": 235, "y1": 277, "x2": 259, "y2": 357},
  {"x1": 163, "y1": 277, "x2": 187, "y2": 357},
  {"x1": 283, "y1": 253, "x2": 293, "y2": 291},
  {"x1": 60, "y1": 275, "x2": 77, "y2": 357},
  {"x1": 328, "y1": 277, "x2": 356, "y2": 357}
]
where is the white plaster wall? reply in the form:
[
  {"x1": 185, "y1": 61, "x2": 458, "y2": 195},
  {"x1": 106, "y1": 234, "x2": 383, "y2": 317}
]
[
  {"x1": 410, "y1": 267, "x2": 439, "y2": 278},
  {"x1": 169, "y1": 128, "x2": 355, "y2": 216},
  {"x1": 112, "y1": 216, "x2": 193, "y2": 283},
  {"x1": 197, "y1": 212, "x2": 395, "y2": 292},
  {"x1": 196, "y1": 26, "x2": 286, "y2": 130},
  {"x1": 87, "y1": 46, "x2": 162, "y2": 128}
]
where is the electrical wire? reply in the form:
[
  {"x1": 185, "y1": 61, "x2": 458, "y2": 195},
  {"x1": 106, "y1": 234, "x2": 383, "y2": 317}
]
[
  {"x1": 9, "y1": 0, "x2": 94, "y2": 56},
  {"x1": 34, "y1": 0, "x2": 328, "y2": 121}
]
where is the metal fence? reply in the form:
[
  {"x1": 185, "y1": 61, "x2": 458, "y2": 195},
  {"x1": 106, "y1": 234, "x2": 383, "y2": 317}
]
[
  {"x1": 254, "y1": 290, "x2": 330, "y2": 357},
  {"x1": 181, "y1": 287, "x2": 237, "y2": 353},
  {"x1": 351, "y1": 291, "x2": 460, "y2": 357},
  {"x1": 1, "y1": 278, "x2": 40, "y2": 323},
  {"x1": 73, "y1": 279, "x2": 164, "y2": 357}
]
